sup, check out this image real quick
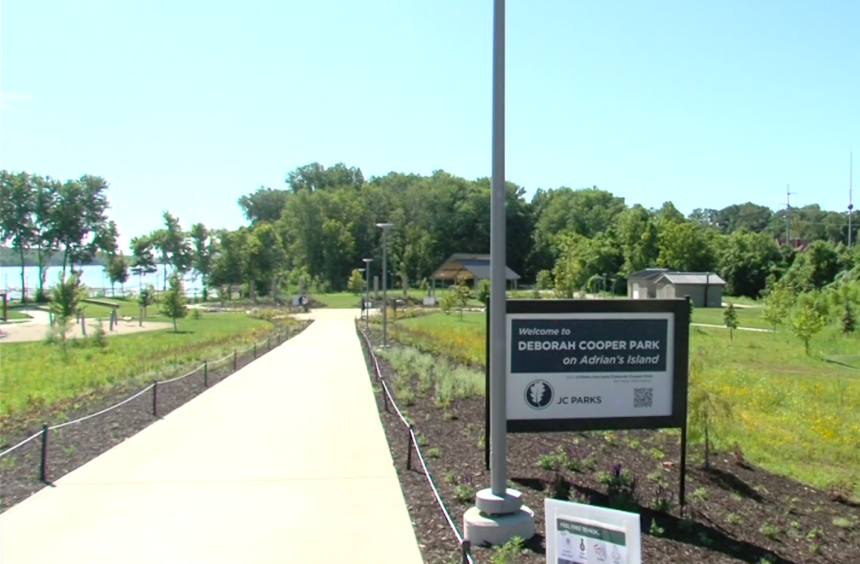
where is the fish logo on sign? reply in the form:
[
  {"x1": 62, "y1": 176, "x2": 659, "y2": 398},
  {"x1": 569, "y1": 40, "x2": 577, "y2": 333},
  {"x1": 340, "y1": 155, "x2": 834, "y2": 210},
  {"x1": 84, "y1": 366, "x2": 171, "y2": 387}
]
[{"x1": 524, "y1": 380, "x2": 553, "y2": 410}]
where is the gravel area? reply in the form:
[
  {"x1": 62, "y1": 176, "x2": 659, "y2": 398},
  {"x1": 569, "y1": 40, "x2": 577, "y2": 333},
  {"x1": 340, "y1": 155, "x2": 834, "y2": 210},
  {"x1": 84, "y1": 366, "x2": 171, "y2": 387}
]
[{"x1": 358, "y1": 325, "x2": 860, "y2": 564}]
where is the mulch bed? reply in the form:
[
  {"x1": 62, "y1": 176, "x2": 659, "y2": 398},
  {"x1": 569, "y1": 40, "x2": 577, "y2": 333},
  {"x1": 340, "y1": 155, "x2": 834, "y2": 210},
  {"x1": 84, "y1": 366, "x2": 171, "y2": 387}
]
[
  {"x1": 0, "y1": 320, "x2": 312, "y2": 513},
  {"x1": 357, "y1": 326, "x2": 860, "y2": 564}
]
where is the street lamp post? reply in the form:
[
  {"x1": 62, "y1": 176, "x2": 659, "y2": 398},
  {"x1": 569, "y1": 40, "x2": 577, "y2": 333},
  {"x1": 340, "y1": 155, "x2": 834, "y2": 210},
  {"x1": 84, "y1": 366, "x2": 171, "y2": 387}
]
[
  {"x1": 363, "y1": 258, "x2": 373, "y2": 331},
  {"x1": 464, "y1": 0, "x2": 535, "y2": 547},
  {"x1": 376, "y1": 223, "x2": 393, "y2": 348}
]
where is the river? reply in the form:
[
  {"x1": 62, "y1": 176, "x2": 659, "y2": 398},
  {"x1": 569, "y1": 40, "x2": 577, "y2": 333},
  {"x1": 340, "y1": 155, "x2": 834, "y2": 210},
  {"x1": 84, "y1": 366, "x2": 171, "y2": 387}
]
[{"x1": 0, "y1": 264, "x2": 204, "y2": 300}]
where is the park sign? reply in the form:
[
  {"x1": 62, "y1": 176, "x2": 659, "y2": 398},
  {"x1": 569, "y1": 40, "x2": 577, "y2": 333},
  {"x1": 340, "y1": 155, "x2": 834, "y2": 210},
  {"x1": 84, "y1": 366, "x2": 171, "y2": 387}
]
[
  {"x1": 484, "y1": 298, "x2": 692, "y2": 506},
  {"x1": 544, "y1": 499, "x2": 642, "y2": 564},
  {"x1": 485, "y1": 299, "x2": 690, "y2": 434}
]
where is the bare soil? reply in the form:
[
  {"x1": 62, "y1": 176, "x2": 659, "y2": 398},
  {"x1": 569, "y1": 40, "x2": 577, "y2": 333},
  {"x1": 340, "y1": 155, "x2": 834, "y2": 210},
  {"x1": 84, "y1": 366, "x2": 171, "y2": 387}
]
[{"x1": 358, "y1": 327, "x2": 860, "y2": 564}]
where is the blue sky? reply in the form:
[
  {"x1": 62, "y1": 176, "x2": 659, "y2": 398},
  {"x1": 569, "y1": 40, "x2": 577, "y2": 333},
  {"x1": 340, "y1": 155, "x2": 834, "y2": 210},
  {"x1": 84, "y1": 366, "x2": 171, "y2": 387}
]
[{"x1": 1, "y1": 0, "x2": 858, "y2": 250}]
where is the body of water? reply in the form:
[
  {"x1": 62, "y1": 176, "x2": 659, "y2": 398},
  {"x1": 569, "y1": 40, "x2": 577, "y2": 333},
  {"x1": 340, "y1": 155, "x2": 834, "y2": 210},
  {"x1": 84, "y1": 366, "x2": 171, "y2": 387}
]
[{"x1": 0, "y1": 265, "x2": 204, "y2": 300}]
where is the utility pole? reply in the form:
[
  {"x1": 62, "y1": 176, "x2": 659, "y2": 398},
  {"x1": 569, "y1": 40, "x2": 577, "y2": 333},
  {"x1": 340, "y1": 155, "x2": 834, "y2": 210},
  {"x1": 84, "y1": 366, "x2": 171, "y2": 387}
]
[
  {"x1": 785, "y1": 185, "x2": 797, "y2": 247},
  {"x1": 849, "y1": 152, "x2": 854, "y2": 248}
]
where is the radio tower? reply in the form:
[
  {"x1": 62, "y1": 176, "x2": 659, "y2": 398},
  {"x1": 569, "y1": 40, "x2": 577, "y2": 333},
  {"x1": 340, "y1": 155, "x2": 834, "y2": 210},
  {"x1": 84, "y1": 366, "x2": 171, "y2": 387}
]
[
  {"x1": 785, "y1": 185, "x2": 797, "y2": 246},
  {"x1": 849, "y1": 152, "x2": 854, "y2": 248}
]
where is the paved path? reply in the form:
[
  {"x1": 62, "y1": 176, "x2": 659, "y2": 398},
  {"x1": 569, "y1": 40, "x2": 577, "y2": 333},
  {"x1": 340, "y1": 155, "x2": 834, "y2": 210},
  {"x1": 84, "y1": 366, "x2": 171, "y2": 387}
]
[
  {"x1": 692, "y1": 322, "x2": 772, "y2": 333},
  {"x1": 0, "y1": 309, "x2": 422, "y2": 564},
  {"x1": 0, "y1": 306, "x2": 172, "y2": 342}
]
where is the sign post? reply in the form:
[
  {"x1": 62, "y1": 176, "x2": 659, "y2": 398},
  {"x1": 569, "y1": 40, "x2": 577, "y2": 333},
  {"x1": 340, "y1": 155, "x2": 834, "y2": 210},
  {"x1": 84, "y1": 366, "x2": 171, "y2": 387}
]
[{"x1": 486, "y1": 299, "x2": 690, "y2": 506}]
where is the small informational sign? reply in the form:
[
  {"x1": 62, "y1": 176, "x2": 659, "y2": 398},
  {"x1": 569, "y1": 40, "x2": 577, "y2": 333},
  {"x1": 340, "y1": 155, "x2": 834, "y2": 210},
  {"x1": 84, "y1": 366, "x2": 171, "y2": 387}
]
[
  {"x1": 545, "y1": 499, "x2": 641, "y2": 564},
  {"x1": 423, "y1": 296, "x2": 437, "y2": 306}
]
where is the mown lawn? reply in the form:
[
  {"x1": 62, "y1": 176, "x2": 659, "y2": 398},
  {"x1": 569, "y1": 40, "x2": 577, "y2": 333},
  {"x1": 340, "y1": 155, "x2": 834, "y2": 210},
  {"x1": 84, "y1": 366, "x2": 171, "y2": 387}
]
[
  {"x1": 691, "y1": 304, "x2": 770, "y2": 328},
  {"x1": 392, "y1": 311, "x2": 860, "y2": 496},
  {"x1": 80, "y1": 298, "x2": 165, "y2": 319},
  {"x1": 3, "y1": 310, "x2": 31, "y2": 321},
  {"x1": 0, "y1": 313, "x2": 289, "y2": 418}
]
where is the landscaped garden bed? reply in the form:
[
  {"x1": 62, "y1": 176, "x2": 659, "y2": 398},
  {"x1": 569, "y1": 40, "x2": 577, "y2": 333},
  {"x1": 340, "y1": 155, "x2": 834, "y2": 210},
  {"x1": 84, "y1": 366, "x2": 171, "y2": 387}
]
[
  {"x1": 358, "y1": 324, "x2": 860, "y2": 564},
  {"x1": 0, "y1": 318, "x2": 311, "y2": 513}
]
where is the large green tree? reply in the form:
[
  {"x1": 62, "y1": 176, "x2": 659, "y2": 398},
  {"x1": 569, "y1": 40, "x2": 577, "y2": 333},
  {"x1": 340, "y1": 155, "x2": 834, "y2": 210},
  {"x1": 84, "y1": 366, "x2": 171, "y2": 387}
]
[
  {"x1": 657, "y1": 222, "x2": 717, "y2": 272},
  {"x1": 189, "y1": 223, "x2": 216, "y2": 299},
  {"x1": 0, "y1": 171, "x2": 36, "y2": 302},
  {"x1": 718, "y1": 231, "x2": 782, "y2": 298},
  {"x1": 238, "y1": 187, "x2": 290, "y2": 224}
]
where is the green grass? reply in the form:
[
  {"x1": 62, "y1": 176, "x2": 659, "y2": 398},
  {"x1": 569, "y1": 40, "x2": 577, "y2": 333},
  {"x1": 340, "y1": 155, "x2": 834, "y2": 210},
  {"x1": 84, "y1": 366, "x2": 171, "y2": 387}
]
[
  {"x1": 692, "y1": 305, "x2": 771, "y2": 329},
  {"x1": 313, "y1": 289, "x2": 439, "y2": 309},
  {"x1": 0, "y1": 313, "x2": 291, "y2": 418},
  {"x1": 80, "y1": 298, "x2": 166, "y2": 319},
  {"x1": 4, "y1": 309, "x2": 31, "y2": 320},
  {"x1": 312, "y1": 292, "x2": 364, "y2": 308},
  {"x1": 393, "y1": 311, "x2": 860, "y2": 496}
]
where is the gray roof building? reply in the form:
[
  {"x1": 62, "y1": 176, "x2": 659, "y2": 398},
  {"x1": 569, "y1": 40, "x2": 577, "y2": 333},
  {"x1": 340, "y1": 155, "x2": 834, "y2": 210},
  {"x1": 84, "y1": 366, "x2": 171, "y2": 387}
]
[
  {"x1": 655, "y1": 272, "x2": 726, "y2": 286},
  {"x1": 429, "y1": 253, "x2": 521, "y2": 282}
]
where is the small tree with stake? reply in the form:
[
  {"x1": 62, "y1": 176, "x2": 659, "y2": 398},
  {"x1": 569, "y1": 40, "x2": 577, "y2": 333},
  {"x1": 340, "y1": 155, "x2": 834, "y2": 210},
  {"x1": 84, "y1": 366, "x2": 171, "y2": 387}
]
[
  {"x1": 452, "y1": 279, "x2": 471, "y2": 319},
  {"x1": 762, "y1": 280, "x2": 791, "y2": 333},
  {"x1": 159, "y1": 273, "x2": 188, "y2": 332},
  {"x1": 138, "y1": 285, "x2": 155, "y2": 320},
  {"x1": 723, "y1": 303, "x2": 739, "y2": 345},
  {"x1": 106, "y1": 252, "x2": 130, "y2": 297},
  {"x1": 687, "y1": 352, "x2": 734, "y2": 470},
  {"x1": 48, "y1": 271, "x2": 88, "y2": 356},
  {"x1": 841, "y1": 301, "x2": 856, "y2": 335},
  {"x1": 791, "y1": 302, "x2": 825, "y2": 356}
]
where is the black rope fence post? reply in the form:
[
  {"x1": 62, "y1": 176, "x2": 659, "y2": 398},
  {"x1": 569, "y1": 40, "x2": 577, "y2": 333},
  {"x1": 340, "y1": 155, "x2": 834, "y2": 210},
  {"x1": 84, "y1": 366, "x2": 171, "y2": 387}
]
[
  {"x1": 406, "y1": 424, "x2": 414, "y2": 471},
  {"x1": 460, "y1": 540, "x2": 471, "y2": 564},
  {"x1": 253, "y1": 343, "x2": 257, "y2": 359},
  {"x1": 267, "y1": 336, "x2": 271, "y2": 350},
  {"x1": 152, "y1": 381, "x2": 158, "y2": 417},
  {"x1": 382, "y1": 386, "x2": 389, "y2": 412},
  {"x1": 39, "y1": 423, "x2": 49, "y2": 483},
  {"x1": 204, "y1": 361, "x2": 208, "y2": 388},
  {"x1": 233, "y1": 350, "x2": 237, "y2": 370}
]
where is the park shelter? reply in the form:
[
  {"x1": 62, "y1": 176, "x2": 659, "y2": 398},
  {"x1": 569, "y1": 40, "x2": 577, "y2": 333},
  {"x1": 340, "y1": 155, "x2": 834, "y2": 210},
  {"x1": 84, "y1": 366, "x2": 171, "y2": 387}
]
[
  {"x1": 429, "y1": 253, "x2": 521, "y2": 293},
  {"x1": 653, "y1": 272, "x2": 726, "y2": 308},
  {"x1": 626, "y1": 268, "x2": 669, "y2": 299}
]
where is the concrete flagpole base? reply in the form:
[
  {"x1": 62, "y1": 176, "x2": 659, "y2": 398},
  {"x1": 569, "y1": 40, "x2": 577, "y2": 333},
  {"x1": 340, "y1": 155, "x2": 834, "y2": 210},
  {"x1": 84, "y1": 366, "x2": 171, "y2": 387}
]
[{"x1": 464, "y1": 488, "x2": 535, "y2": 547}]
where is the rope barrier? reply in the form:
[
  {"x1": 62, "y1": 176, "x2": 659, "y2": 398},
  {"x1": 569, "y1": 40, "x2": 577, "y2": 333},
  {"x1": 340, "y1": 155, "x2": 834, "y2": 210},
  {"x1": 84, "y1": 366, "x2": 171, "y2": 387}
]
[
  {"x1": 49, "y1": 385, "x2": 155, "y2": 431},
  {"x1": 157, "y1": 364, "x2": 203, "y2": 385},
  {"x1": 0, "y1": 329, "x2": 290, "y2": 458},
  {"x1": 357, "y1": 324, "x2": 474, "y2": 564},
  {"x1": 0, "y1": 431, "x2": 42, "y2": 458}
]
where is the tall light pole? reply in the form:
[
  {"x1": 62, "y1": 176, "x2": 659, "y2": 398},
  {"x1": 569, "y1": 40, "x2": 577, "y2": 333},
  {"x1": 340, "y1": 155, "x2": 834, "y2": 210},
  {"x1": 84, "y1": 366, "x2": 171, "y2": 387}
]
[
  {"x1": 376, "y1": 223, "x2": 393, "y2": 348},
  {"x1": 363, "y1": 258, "x2": 373, "y2": 331},
  {"x1": 488, "y1": 0, "x2": 508, "y2": 501},
  {"x1": 464, "y1": 0, "x2": 534, "y2": 547}
]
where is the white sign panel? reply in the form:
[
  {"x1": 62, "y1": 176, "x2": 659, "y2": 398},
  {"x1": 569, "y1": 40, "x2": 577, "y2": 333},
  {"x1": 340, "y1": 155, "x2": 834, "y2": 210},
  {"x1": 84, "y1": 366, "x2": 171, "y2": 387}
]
[
  {"x1": 506, "y1": 313, "x2": 675, "y2": 421},
  {"x1": 545, "y1": 499, "x2": 641, "y2": 564}
]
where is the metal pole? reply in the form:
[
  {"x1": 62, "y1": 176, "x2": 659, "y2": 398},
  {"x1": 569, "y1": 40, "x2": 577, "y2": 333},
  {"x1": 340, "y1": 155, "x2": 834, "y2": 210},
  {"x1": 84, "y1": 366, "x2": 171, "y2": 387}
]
[
  {"x1": 39, "y1": 423, "x2": 49, "y2": 483},
  {"x1": 489, "y1": 0, "x2": 507, "y2": 498},
  {"x1": 382, "y1": 230, "x2": 389, "y2": 347},
  {"x1": 363, "y1": 258, "x2": 372, "y2": 332}
]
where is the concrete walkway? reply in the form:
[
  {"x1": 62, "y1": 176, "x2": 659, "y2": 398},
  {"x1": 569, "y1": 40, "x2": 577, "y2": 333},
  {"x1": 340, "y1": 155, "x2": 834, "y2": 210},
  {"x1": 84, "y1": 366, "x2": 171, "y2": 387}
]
[
  {"x1": 0, "y1": 309, "x2": 423, "y2": 564},
  {"x1": 692, "y1": 322, "x2": 772, "y2": 333}
]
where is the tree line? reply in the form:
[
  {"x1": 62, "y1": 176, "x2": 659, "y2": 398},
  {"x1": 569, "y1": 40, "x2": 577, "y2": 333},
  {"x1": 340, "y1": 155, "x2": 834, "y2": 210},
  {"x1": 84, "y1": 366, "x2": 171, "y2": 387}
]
[
  {"x1": 0, "y1": 171, "x2": 117, "y2": 301},
  {"x1": 3, "y1": 163, "x2": 858, "y2": 305}
]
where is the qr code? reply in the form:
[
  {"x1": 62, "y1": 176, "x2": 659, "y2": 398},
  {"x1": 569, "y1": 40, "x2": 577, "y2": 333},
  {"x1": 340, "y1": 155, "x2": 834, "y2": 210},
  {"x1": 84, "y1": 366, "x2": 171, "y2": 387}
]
[{"x1": 634, "y1": 388, "x2": 653, "y2": 408}]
